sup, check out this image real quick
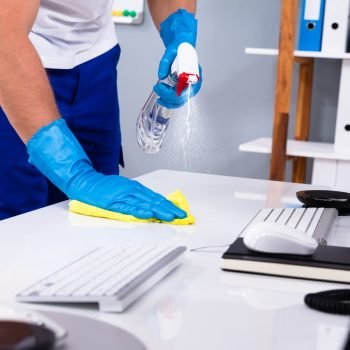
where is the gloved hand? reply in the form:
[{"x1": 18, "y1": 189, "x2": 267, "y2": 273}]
[
  {"x1": 154, "y1": 9, "x2": 202, "y2": 109},
  {"x1": 154, "y1": 66, "x2": 202, "y2": 109},
  {"x1": 27, "y1": 119, "x2": 186, "y2": 221}
]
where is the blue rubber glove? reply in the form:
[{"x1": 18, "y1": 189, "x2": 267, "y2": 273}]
[
  {"x1": 154, "y1": 9, "x2": 202, "y2": 109},
  {"x1": 27, "y1": 119, "x2": 186, "y2": 221}
]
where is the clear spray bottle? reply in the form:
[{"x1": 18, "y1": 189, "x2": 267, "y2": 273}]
[{"x1": 136, "y1": 43, "x2": 200, "y2": 154}]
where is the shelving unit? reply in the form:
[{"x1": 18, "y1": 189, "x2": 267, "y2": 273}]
[
  {"x1": 245, "y1": 47, "x2": 350, "y2": 59},
  {"x1": 239, "y1": 0, "x2": 350, "y2": 190},
  {"x1": 239, "y1": 137, "x2": 350, "y2": 188}
]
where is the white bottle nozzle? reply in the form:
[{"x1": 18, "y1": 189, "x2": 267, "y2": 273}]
[{"x1": 171, "y1": 43, "x2": 200, "y2": 95}]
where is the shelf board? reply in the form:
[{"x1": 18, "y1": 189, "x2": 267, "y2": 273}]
[
  {"x1": 239, "y1": 137, "x2": 350, "y2": 161},
  {"x1": 245, "y1": 47, "x2": 350, "y2": 59}
]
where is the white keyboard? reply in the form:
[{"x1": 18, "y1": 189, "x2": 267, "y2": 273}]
[
  {"x1": 242, "y1": 207, "x2": 338, "y2": 243},
  {"x1": 17, "y1": 245, "x2": 186, "y2": 312}
]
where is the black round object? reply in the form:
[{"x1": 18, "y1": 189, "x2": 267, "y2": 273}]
[
  {"x1": 305, "y1": 289, "x2": 350, "y2": 315},
  {"x1": 0, "y1": 321, "x2": 55, "y2": 350},
  {"x1": 296, "y1": 190, "x2": 350, "y2": 216},
  {"x1": 331, "y1": 22, "x2": 339, "y2": 30},
  {"x1": 307, "y1": 22, "x2": 316, "y2": 30}
]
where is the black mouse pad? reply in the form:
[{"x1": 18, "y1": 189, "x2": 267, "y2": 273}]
[{"x1": 41, "y1": 310, "x2": 145, "y2": 350}]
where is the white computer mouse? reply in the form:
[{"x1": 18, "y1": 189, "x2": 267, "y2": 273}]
[{"x1": 243, "y1": 221, "x2": 319, "y2": 255}]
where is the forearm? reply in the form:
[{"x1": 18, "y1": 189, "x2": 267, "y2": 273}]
[
  {"x1": 0, "y1": 0, "x2": 60, "y2": 143},
  {"x1": 147, "y1": 0, "x2": 196, "y2": 30},
  {"x1": 0, "y1": 36, "x2": 60, "y2": 143}
]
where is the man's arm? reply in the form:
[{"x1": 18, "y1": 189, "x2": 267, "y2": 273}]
[
  {"x1": 0, "y1": 0, "x2": 187, "y2": 221},
  {"x1": 147, "y1": 0, "x2": 196, "y2": 30},
  {"x1": 0, "y1": 0, "x2": 60, "y2": 143}
]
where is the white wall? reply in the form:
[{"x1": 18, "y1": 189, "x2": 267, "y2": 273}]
[{"x1": 116, "y1": 0, "x2": 340, "y2": 181}]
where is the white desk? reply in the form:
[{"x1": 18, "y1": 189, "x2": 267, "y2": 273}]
[{"x1": 1, "y1": 170, "x2": 350, "y2": 350}]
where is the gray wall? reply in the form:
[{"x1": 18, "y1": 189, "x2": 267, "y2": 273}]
[{"x1": 116, "y1": 0, "x2": 341, "y2": 181}]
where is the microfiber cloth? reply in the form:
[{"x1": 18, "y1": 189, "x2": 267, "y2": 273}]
[{"x1": 69, "y1": 190, "x2": 195, "y2": 225}]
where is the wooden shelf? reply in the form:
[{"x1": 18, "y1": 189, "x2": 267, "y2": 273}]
[
  {"x1": 245, "y1": 47, "x2": 350, "y2": 60},
  {"x1": 239, "y1": 137, "x2": 350, "y2": 161}
]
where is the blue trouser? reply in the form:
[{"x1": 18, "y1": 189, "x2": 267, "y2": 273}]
[{"x1": 0, "y1": 45, "x2": 123, "y2": 220}]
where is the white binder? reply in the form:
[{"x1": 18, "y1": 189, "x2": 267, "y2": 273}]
[
  {"x1": 321, "y1": 0, "x2": 350, "y2": 54},
  {"x1": 334, "y1": 60, "x2": 350, "y2": 154}
]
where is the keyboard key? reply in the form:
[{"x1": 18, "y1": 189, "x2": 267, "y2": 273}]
[
  {"x1": 276, "y1": 209, "x2": 295, "y2": 225},
  {"x1": 286, "y1": 208, "x2": 305, "y2": 229},
  {"x1": 265, "y1": 208, "x2": 283, "y2": 223},
  {"x1": 306, "y1": 208, "x2": 324, "y2": 236},
  {"x1": 297, "y1": 207, "x2": 317, "y2": 233}
]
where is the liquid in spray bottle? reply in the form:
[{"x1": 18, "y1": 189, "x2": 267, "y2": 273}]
[{"x1": 136, "y1": 43, "x2": 200, "y2": 153}]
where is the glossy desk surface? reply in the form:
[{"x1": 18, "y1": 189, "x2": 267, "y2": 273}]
[{"x1": 1, "y1": 170, "x2": 349, "y2": 350}]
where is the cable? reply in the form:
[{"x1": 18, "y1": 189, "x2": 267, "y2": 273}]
[
  {"x1": 344, "y1": 332, "x2": 350, "y2": 350},
  {"x1": 304, "y1": 289, "x2": 350, "y2": 315},
  {"x1": 304, "y1": 289, "x2": 350, "y2": 350},
  {"x1": 190, "y1": 244, "x2": 230, "y2": 252}
]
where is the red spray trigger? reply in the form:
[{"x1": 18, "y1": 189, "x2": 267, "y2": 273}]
[
  {"x1": 176, "y1": 73, "x2": 190, "y2": 96},
  {"x1": 176, "y1": 73, "x2": 199, "y2": 96}
]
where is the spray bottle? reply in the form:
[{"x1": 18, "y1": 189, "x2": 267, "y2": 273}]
[{"x1": 136, "y1": 42, "x2": 200, "y2": 154}]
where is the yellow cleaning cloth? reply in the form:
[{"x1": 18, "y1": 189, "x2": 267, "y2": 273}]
[{"x1": 69, "y1": 190, "x2": 195, "y2": 225}]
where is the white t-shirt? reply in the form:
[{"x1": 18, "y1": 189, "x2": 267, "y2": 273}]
[{"x1": 29, "y1": 0, "x2": 118, "y2": 69}]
